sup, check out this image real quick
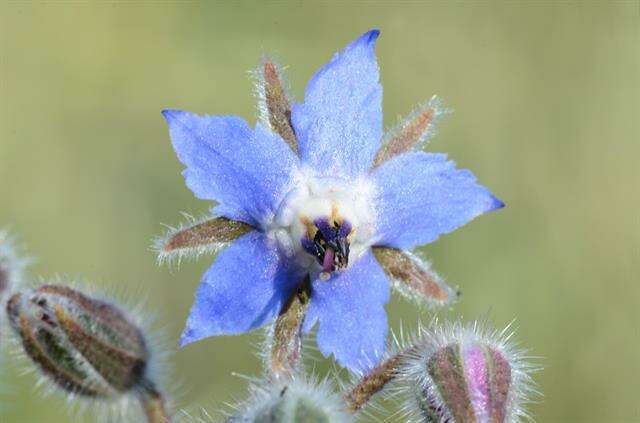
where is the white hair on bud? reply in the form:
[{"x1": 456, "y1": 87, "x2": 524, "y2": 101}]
[
  {"x1": 224, "y1": 374, "x2": 353, "y2": 423},
  {"x1": 396, "y1": 318, "x2": 540, "y2": 423},
  {"x1": 0, "y1": 228, "x2": 30, "y2": 306},
  {"x1": 5, "y1": 279, "x2": 176, "y2": 423}
]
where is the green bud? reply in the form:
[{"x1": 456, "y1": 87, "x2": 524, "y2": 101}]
[
  {"x1": 230, "y1": 378, "x2": 352, "y2": 423},
  {"x1": 6, "y1": 285, "x2": 149, "y2": 398}
]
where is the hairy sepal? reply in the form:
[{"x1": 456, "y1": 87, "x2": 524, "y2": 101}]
[
  {"x1": 373, "y1": 96, "x2": 448, "y2": 167},
  {"x1": 154, "y1": 214, "x2": 252, "y2": 266},
  {"x1": 373, "y1": 247, "x2": 458, "y2": 308}
]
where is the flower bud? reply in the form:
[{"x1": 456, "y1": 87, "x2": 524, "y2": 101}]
[
  {"x1": 230, "y1": 377, "x2": 352, "y2": 423},
  {"x1": 403, "y1": 321, "x2": 535, "y2": 423},
  {"x1": 6, "y1": 284, "x2": 149, "y2": 398}
]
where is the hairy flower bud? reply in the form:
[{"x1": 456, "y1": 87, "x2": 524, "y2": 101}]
[
  {"x1": 230, "y1": 377, "x2": 352, "y2": 423},
  {"x1": 6, "y1": 285, "x2": 149, "y2": 398},
  {"x1": 6, "y1": 284, "x2": 172, "y2": 421},
  {"x1": 402, "y1": 321, "x2": 536, "y2": 423}
]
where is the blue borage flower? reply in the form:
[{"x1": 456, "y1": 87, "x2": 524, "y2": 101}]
[{"x1": 162, "y1": 30, "x2": 503, "y2": 373}]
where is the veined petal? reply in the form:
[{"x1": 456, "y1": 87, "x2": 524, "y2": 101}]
[
  {"x1": 162, "y1": 110, "x2": 299, "y2": 228},
  {"x1": 303, "y1": 250, "x2": 390, "y2": 373},
  {"x1": 180, "y1": 231, "x2": 303, "y2": 346},
  {"x1": 292, "y1": 30, "x2": 382, "y2": 178},
  {"x1": 371, "y1": 152, "x2": 504, "y2": 250}
]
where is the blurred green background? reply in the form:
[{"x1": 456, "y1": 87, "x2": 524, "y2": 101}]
[{"x1": 1, "y1": 1, "x2": 637, "y2": 422}]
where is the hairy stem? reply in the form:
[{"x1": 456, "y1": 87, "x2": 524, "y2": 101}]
[
  {"x1": 270, "y1": 276, "x2": 311, "y2": 380},
  {"x1": 139, "y1": 380, "x2": 171, "y2": 423},
  {"x1": 344, "y1": 345, "x2": 423, "y2": 412}
]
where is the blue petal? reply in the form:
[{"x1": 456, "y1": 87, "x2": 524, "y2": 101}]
[
  {"x1": 371, "y1": 152, "x2": 504, "y2": 250},
  {"x1": 162, "y1": 110, "x2": 299, "y2": 228},
  {"x1": 291, "y1": 30, "x2": 382, "y2": 178},
  {"x1": 303, "y1": 250, "x2": 390, "y2": 373},
  {"x1": 180, "y1": 231, "x2": 303, "y2": 346}
]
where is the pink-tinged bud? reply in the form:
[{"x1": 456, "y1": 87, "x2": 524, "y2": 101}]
[
  {"x1": 6, "y1": 285, "x2": 149, "y2": 397},
  {"x1": 402, "y1": 321, "x2": 536, "y2": 423}
]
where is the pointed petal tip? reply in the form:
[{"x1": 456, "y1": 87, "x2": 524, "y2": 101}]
[
  {"x1": 178, "y1": 331, "x2": 192, "y2": 348},
  {"x1": 353, "y1": 29, "x2": 380, "y2": 51},
  {"x1": 179, "y1": 328, "x2": 199, "y2": 348},
  {"x1": 161, "y1": 109, "x2": 183, "y2": 122},
  {"x1": 364, "y1": 29, "x2": 380, "y2": 43},
  {"x1": 492, "y1": 196, "x2": 506, "y2": 210}
]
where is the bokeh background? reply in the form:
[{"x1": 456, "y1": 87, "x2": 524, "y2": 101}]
[{"x1": 1, "y1": 1, "x2": 638, "y2": 422}]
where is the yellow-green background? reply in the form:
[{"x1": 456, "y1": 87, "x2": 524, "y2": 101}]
[{"x1": 1, "y1": 1, "x2": 637, "y2": 422}]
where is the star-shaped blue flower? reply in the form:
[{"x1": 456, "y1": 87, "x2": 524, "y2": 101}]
[{"x1": 162, "y1": 30, "x2": 503, "y2": 373}]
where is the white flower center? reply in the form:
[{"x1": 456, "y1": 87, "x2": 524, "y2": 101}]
[{"x1": 267, "y1": 167, "x2": 376, "y2": 275}]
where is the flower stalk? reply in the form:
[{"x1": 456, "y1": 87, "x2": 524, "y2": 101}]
[
  {"x1": 139, "y1": 379, "x2": 171, "y2": 423},
  {"x1": 343, "y1": 350, "x2": 406, "y2": 412}
]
